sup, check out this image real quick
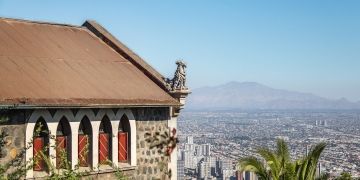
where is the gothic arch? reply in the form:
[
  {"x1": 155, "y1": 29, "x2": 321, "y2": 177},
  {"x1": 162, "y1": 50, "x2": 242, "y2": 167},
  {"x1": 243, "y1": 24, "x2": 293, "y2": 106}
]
[
  {"x1": 99, "y1": 115, "x2": 112, "y2": 164},
  {"x1": 78, "y1": 116, "x2": 92, "y2": 167},
  {"x1": 56, "y1": 116, "x2": 72, "y2": 168},
  {"x1": 25, "y1": 110, "x2": 52, "y2": 178},
  {"x1": 33, "y1": 117, "x2": 49, "y2": 171},
  {"x1": 115, "y1": 109, "x2": 137, "y2": 166}
]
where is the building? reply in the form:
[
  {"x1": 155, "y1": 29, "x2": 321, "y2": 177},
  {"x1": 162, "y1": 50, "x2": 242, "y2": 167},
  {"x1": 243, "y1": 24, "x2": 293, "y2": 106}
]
[
  {"x1": 0, "y1": 17, "x2": 190, "y2": 179},
  {"x1": 222, "y1": 169, "x2": 235, "y2": 180},
  {"x1": 220, "y1": 158, "x2": 233, "y2": 171},
  {"x1": 199, "y1": 143, "x2": 211, "y2": 156},
  {"x1": 184, "y1": 149, "x2": 197, "y2": 169},
  {"x1": 244, "y1": 171, "x2": 257, "y2": 180},
  {"x1": 186, "y1": 136, "x2": 194, "y2": 144},
  {"x1": 177, "y1": 160, "x2": 185, "y2": 180},
  {"x1": 236, "y1": 171, "x2": 257, "y2": 180},
  {"x1": 207, "y1": 156, "x2": 217, "y2": 176},
  {"x1": 198, "y1": 160, "x2": 211, "y2": 179},
  {"x1": 185, "y1": 143, "x2": 196, "y2": 152}
]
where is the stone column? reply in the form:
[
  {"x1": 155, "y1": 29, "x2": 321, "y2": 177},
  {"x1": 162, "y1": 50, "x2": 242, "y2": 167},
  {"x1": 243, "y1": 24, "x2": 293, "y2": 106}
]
[
  {"x1": 111, "y1": 120, "x2": 119, "y2": 166},
  {"x1": 70, "y1": 121, "x2": 80, "y2": 169},
  {"x1": 128, "y1": 118, "x2": 137, "y2": 166},
  {"x1": 25, "y1": 123, "x2": 36, "y2": 178},
  {"x1": 47, "y1": 122, "x2": 58, "y2": 169},
  {"x1": 91, "y1": 121, "x2": 101, "y2": 169}
]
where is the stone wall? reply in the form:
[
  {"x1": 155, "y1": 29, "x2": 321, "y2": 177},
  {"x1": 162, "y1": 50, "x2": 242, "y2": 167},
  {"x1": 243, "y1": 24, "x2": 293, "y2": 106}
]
[
  {"x1": 133, "y1": 107, "x2": 171, "y2": 180},
  {"x1": 0, "y1": 108, "x2": 173, "y2": 179},
  {"x1": 0, "y1": 109, "x2": 28, "y2": 164},
  {"x1": 0, "y1": 124, "x2": 26, "y2": 162}
]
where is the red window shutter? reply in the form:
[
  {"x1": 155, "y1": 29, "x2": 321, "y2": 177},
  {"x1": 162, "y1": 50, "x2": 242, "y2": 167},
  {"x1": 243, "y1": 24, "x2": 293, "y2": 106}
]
[
  {"x1": 118, "y1": 132, "x2": 128, "y2": 162},
  {"x1": 78, "y1": 135, "x2": 89, "y2": 167},
  {"x1": 56, "y1": 136, "x2": 67, "y2": 169},
  {"x1": 99, "y1": 133, "x2": 109, "y2": 164},
  {"x1": 33, "y1": 137, "x2": 45, "y2": 171}
]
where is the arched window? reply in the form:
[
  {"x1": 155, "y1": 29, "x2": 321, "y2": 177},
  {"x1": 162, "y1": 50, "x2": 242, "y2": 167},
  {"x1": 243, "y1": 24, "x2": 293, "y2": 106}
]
[
  {"x1": 33, "y1": 118, "x2": 49, "y2": 171},
  {"x1": 118, "y1": 115, "x2": 130, "y2": 163},
  {"x1": 99, "y1": 116, "x2": 112, "y2": 164},
  {"x1": 56, "y1": 117, "x2": 71, "y2": 169},
  {"x1": 78, "y1": 116, "x2": 92, "y2": 167}
]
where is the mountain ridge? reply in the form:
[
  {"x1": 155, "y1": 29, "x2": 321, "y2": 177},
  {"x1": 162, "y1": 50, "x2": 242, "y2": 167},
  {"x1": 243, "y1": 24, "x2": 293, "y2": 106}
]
[{"x1": 186, "y1": 81, "x2": 360, "y2": 110}]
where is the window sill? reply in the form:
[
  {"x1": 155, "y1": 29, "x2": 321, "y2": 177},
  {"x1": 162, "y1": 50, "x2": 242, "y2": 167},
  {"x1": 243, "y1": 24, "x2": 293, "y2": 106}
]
[
  {"x1": 28, "y1": 164, "x2": 137, "y2": 179},
  {"x1": 32, "y1": 170, "x2": 49, "y2": 178},
  {"x1": 118, "y1": 162, "x2": 136, "y2": 171}
]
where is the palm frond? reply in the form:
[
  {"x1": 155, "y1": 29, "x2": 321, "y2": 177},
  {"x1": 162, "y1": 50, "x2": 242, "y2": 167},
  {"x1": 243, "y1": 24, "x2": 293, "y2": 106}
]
[
  {"x1": 238, "y1": 156, "x2": 270, "y2": 180},
  {"x1": 297, "y1": 142, "x2": 326, "y2": 180},
  {"x1": 276, "y1": 139, "x2": 290, "y2": 164},
  {"x1": 256, "y1": 148, "x2": 280, "y2": 179}
]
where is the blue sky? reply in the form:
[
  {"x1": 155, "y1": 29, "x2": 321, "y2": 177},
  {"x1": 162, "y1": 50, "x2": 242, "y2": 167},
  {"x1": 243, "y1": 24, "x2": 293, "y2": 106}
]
[{"x1": 0, "y1": 1, "x2": 359, "y2": 101}]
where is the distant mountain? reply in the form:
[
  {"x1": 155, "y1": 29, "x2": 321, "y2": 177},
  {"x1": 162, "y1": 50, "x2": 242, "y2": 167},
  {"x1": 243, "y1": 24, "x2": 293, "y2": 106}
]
[{"x1": 186, "y1": 81, "x2": 360, "y2": 110}]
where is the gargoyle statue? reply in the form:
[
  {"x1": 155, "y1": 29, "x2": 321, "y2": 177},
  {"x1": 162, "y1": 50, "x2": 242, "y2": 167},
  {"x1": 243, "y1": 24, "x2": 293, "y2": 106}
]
[{"x1": 165, "y1": 60, "x2": 187, "y2": 91}]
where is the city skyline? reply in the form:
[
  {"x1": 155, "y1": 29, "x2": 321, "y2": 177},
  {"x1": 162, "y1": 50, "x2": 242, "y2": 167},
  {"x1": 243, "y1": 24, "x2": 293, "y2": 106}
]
[{"x1": 0, "y1": 1, "x2": 359, "y2": 101}]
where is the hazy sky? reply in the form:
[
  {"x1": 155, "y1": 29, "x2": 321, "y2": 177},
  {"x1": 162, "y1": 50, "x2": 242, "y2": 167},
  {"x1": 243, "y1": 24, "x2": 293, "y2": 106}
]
[{"x1": 0, "y1": 1, "x2": 359, "y2": 101}]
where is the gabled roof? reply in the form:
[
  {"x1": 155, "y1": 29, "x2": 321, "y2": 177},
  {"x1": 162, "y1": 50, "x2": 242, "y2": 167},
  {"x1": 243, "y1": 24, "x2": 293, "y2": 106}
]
[{"x1": 0, "y1": 17, "x2": 179, "y2": 107}]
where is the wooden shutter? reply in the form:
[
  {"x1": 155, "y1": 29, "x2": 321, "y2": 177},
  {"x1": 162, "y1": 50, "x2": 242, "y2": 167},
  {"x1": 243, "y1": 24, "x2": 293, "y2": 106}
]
[
  {"x1": 78, "y1": 135, "x2": 89, "y2": 167},
  {"x1": 118, "y1": 132, "x2": 128, "y2": 162},
  {"x1": 99, "y1": 133, "x2": 109, "y2": 164},
  {"x1": 33, "y1": 137, "x2": 45, "y2": 171},
  {"x1": 56, "y1": 136, "x2": 67, "y2": 169}
]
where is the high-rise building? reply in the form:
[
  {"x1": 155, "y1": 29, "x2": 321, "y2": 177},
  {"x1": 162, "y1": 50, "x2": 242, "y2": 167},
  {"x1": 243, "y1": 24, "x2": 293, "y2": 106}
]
[
  {"x1": 316, "y1": 162, "x2": 322, "y2": 178},
  {"x1": 185, "y1": 143, "x2": 196, "y2": 152},
  {"x1": 197, "y1": 143, "x2": 211, "y2": 156},
  {"x1": 244, "y1": 171, "x2": 257, "y2": 180},
  {"x1": 206, "y1": 156, "x2": 217, "y2": 176},
  {"x1": 198, "y1": 160, "x2": 211, "y2": 179},
  {"x1": 184, "y1": 150, "x2": 194, "y2": 169},
  {"x1": 177, "y1": 160, "x2": 185, "y2": 180},
  {"x1": 178, "y1": 149, "x2": 185, "y2": 161},
  {"x1": 236, "y1": 171, "x2": 243, "y2": 180},
  {"x1": 220, "y1": 158, "x2": 233, "y2": 171},
  {"x1": 186, "y1": 136, "x2": 194, "y2": 144},
  {"x1": 222, "y1": 169, "x2": 235, "y2": 180}
]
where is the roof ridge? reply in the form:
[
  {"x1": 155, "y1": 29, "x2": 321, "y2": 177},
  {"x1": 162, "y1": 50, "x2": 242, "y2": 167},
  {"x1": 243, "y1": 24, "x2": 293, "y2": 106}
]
[{"x1": 0, "y1": 16, "x2": 83, "y2": 29}]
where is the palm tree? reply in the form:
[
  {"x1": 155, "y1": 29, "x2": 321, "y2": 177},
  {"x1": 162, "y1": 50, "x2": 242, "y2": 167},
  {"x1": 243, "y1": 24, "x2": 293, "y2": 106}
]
[
  {"x1": 238, "y1": 139, "x2": 326, "y2": 180},
  {"x1": 238, "y1": 139, "x2": 294, "y2": 180}
]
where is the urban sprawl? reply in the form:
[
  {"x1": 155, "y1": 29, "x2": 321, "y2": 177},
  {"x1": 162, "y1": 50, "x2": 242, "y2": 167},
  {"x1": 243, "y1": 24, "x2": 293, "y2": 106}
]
[{"x1": 177, "y1": 110, "x2": 360, "y2": 179}]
